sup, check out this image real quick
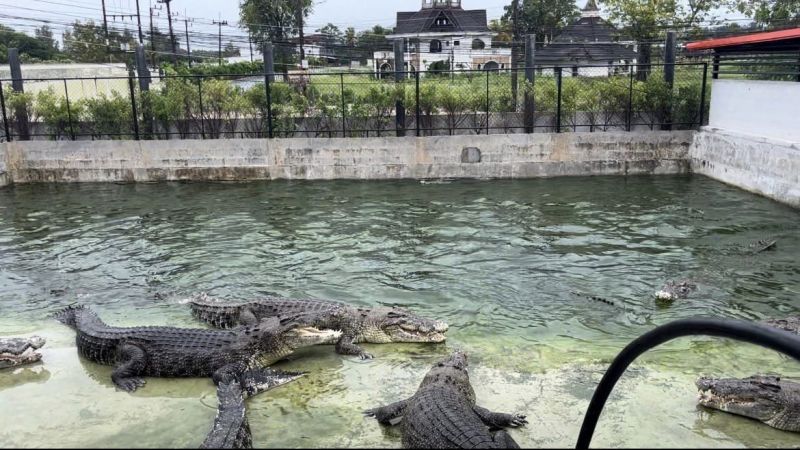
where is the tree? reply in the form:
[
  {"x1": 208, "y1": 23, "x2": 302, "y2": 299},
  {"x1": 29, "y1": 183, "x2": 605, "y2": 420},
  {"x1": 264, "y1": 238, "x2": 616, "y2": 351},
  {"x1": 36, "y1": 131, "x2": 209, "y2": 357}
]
[
  {"x1": 316, "y1": 23, "x2": 343, "y2": 43},
  {"x1": 730, "y1": 0, "x2": 800, "y2": 26},
  {"x1": 600, "y1": 0, "x2": 676, "y2": 80},
  {"x1": 344, "y1": 27, "x2": 357, "y2": 47},
  {"x1": 489, "y1": 18, "x2": 513, "y2": 44},
  {"x1": 240, "y1": 0, "x2": 313, "y2": 71},
  {"x1": 63, "y1": 20, "x2": 136, "y2": 63},
  {"x1": 0, "y1": 25, "x2": 62, "y2": 63},
  {"x1": 503, "y1": 0, "x2": 579, "y2": 46},
  {"x1": 34, "y1": 25, "x2": 58, "y2": 51}
]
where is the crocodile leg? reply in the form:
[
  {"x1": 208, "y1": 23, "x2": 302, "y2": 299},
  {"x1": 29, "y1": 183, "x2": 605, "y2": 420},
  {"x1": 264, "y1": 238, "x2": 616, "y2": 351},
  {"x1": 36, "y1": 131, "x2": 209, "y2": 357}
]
[
  {"x1": 111, "y1": 344, "x2": 147, "y2": 392},
  {"x1": 473, "y1": 406, "x2": 528, "y2": 429},
  {"x1": 239, "y1": 367, "x2": 306, "y2": 399},
  {"x1": 492, "y1": 430, "x2": 521, "y2": 449},
  {"x1": 212, "y1": 362, "x2": 250, "y2": 386},
  {"x1": 363, "y1": 399, "x2": 408, "y2": 426},
  {"x1": 201, "y1": 380, "x2": 252, "y2": 449},
  {"x1": 335, "y1": 334, "x2": 373, "y2": 360}
]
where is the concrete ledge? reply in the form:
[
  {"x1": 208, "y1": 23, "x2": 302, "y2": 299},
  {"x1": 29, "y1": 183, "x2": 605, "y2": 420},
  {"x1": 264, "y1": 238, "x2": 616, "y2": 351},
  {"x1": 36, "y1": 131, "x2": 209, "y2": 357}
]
[
  {"x1": 1, "y1": 132, "x2": 694, "y2": 185},
  {"x1": 690, "y1": 127, "x2": 800, "y2": 208}
]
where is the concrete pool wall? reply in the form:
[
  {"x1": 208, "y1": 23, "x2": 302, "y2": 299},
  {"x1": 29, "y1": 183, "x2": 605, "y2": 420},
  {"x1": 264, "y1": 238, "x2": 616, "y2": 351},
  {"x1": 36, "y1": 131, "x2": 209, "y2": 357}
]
[
  {"x1": 0, "y1": 131, "x2": 692, "y2": 188},
  {"x1": 1, "y1": 129, "x2": 799, "y2": 209}
]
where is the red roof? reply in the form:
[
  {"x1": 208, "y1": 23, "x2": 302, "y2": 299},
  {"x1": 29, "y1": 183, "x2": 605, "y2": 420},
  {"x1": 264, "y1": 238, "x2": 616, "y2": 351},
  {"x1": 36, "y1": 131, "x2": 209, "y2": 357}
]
[{"x1": 686, "y1": 27, "x2": 800, "y2": 51}]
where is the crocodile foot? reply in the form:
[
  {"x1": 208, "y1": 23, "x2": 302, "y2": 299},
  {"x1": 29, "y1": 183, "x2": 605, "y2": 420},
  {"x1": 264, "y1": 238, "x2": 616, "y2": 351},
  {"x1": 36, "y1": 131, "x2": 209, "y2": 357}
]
[{"x1": 115, "y1": 377, "x2": 146, "y2": 392}]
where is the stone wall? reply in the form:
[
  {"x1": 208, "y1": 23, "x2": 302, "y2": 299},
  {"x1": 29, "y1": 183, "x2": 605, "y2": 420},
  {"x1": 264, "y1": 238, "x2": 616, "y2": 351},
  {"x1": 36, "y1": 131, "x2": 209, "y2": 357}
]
[
  {"x1": 690, "y1": 128, "x2": 800, "y2": 208},
  {"x1": 0, "y1": 131, "x2": 693, "y2": 185}
]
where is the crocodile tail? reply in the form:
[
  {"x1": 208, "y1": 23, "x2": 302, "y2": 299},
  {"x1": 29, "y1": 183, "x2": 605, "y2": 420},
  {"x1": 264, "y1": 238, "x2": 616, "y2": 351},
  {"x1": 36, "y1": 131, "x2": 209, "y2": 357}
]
[{"x1": 53, "y1": 304, "x2": 87, "y2": 328}]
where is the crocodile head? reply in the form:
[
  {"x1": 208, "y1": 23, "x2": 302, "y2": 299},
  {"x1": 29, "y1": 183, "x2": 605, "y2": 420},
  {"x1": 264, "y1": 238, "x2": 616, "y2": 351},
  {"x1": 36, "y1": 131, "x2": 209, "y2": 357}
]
[
  {"x1": 655, "y1": 280, "x2": 696, "y2": 303},
  {"x1": 363, "y1": 307, "x2": 448, "y2": 344},
  {"x1": 419, "y1": 351, "x2": 474, "y2": 399},
  {"x1": 0, "y1": 336, "x2": 46, "y2": 370},
  {"x1": 696, "y1": 375, "x2": 800, "y2": 432}
]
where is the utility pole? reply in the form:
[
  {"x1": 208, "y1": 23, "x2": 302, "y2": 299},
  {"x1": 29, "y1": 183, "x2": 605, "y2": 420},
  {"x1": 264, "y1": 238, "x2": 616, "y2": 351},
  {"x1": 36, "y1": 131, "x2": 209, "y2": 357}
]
[
  {"x1": 248, "y1": 32, "x2": 254, "y2": 63},
  {"x1": 158, "y1": 0, "x2": 178, "y2": 65},
  {"x1": 184, "y1": 18, "x2": 192, "y2": 66},
  {"x1": 213, "y1": 18, "x2": 228, "y2": 66},
  {"x1": 101, "y1": 0, "x2": 109, "y2": 42},
  {"x1": 296, "y1": 0, "x2": 305, "y2": 62},
  {"x1": 149, "y1": 6, "x2": 157, "y2": 67},
  {"x1": 135, "y1": 0, "x2": 144, "y2": 44}
]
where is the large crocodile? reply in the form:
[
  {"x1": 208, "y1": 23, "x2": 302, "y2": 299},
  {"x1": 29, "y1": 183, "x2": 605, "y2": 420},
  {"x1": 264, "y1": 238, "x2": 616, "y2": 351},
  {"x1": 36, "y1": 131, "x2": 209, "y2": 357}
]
[
  {"x1": 0, "y1": 336, "x2": 46, "y2": 370},
  {"x1": 188, "y1": 293, "x2": 448, "y2": 359},
  {"x1": 654, "y1": 280, "x2": 697, "y2": 303},
  {"x1": 55, "y1": 304, "x2": 338, "y2": 392},
  {"x1": 364, "y1": 351, "x2": 528, "y2": 448},
  {"x1": 696, "y1": 375, "x2": 800, "y2": 432},
  {"x1": 201, "y1": 369, "x2": 305, "y2": 449}
]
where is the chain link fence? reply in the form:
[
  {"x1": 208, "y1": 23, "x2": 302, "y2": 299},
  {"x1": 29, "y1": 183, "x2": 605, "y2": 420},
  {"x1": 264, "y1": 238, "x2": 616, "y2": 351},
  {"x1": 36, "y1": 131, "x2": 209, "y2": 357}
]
[{"x1": 1, "y1": 62, "x2": 709, "y2": 142}]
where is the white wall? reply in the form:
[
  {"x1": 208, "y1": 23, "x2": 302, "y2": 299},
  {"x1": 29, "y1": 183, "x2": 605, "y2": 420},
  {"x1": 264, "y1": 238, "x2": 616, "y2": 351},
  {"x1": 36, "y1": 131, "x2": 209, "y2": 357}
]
[{"x1": 709, "y1": 79, "x2": 800, "y2": 143}]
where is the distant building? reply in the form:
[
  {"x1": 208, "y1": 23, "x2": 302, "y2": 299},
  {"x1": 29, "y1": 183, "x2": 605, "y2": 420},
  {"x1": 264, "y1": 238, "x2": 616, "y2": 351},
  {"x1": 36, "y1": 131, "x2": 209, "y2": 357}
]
[
  {"x1": 290, "y1": 34, "x2": 338, "y2": 63},
  {"x1": 374, "y1": 0, "x2": 512, "y2": 76},
  {"x1": 533, "y1": 0, "x2": 638, "y2": 76}
]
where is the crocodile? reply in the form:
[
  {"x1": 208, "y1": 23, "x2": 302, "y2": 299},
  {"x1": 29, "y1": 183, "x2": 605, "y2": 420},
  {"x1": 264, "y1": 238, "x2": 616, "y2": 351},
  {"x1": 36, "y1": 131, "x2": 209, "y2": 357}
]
[
  {"x1": 188, "y1": 293, "x2": 448, "y2": 359},
  {"x1": 55, "y1": 304, "x2": 339, "y2": 392},
  {"x1": 0, "y1": 336, "x2": 46, "y2": 370},
  {"x1": 364, "y1": 351, "x2": 528, "y2": 448},
  {"x1": 201, "y1": 368, "x2": 305, "y2": 449},
  {"x1": 746, "y1": 238, "x2": 778, "y2": 254},
  {"x1": 654, "y1": 280, "x2": 697, "y2": 303},
  {"x1": 696, "y1": 375, "x2": 800, "y2": 432}
]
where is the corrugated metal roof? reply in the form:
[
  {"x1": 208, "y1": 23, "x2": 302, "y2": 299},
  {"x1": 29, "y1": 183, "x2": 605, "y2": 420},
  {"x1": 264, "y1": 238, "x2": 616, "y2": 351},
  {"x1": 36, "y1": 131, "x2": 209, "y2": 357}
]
[{"x1": 686, "y1": 28, "x2": 800, "y2": 51}]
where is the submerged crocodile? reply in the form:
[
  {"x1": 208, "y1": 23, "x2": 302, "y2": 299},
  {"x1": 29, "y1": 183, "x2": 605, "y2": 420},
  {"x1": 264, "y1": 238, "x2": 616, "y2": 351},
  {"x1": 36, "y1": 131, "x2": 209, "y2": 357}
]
[
  {"x1": 55, "y1": 304, "x2": 338, "y2": 392},
  {"x1": 654, "y1": 280, "x2": 697, "y2": 303},
  {"x1": 0, "y1": 336, "x2": 46, "y2": 370},
  {"x1": 696, "y1": 375, "x2": 800, "y2": 432},
  {"x1": 201, "y1": 369, "x2": 305, "y2": 449},
  {"x1": 365, "y1": 351, "x2": 528, "y2": 448},
  {"x1": 189, "y1": 293, "x2": 448, "y2": 359},
  {"x1": 761, "y1": 317, "x2": 800, "y2": 335}
]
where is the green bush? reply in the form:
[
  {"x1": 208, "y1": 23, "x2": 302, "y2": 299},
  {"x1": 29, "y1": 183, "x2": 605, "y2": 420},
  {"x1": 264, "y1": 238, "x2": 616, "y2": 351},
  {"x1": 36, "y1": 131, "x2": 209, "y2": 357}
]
[
  {"x1": 36, "y1": 87, "x2": 78, "y2": 140},
  {"x1": 80, "y1": 92, "x2": 132, "y2": 139}
]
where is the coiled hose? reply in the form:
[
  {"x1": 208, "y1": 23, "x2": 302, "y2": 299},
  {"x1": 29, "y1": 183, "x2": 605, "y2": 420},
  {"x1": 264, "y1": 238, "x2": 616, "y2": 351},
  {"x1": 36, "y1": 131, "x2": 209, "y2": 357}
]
[{"x1": 576, "y1": 318, "x2": 800, "y2": 449}]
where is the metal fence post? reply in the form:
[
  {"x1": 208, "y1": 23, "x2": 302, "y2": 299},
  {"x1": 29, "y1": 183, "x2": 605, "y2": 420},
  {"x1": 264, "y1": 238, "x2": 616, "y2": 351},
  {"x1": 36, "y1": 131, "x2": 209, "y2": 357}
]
[
  {"x1": 198, "y1": 79, "x2": 206, "y2": 139},
  {"x1": 128, "y1": 75, "x2": 140, "y2": 140},
  {"x1": 524, "y1": 34, "x2": 536, "y2": 133},
  {"x1": 626, "y1": 68, "x2": 634, "y2": 132},
  {"x1": 485, "y1": 69, "x2": 490, "y2": 135},
  {"x1": 394, "y1": 40, "x2": 406, "y2": 137},
  {"x1": 712, "y1": 54, "x2": 720, "y2": 79},
  {"x1": 415, "y1": 70, "x2": 421, "y2": 137},
  {"x1": 0, "y1": 80, "x2": 11, "y2": 142},
  {"x1": 555, "y1": 67, "x2": 562, "y2": 133},
  {"x1": 63, "y1": 79, "x2": 75, "y2": 141},
  {"x1": 265, "y1": 70, "x2": 273, "y2": 139},
  {"x1": 662, "y1": 31, "x2": 676, "y2": 131},
  {"x1": 9, "y1": 49, "x2": 30, "y2": 140},
  {"x1": 698, "y1": 62, "x2": 708, "y2": 129},
  {"x1": 340, "y1": 73, "x2": 347, "y2": 137}
]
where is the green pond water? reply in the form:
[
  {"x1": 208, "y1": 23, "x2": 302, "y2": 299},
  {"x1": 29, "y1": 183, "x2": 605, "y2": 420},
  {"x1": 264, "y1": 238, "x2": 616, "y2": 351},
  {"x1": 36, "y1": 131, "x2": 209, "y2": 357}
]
[{"x1": 1, "y1": 176, "x2": 799, "y2": 448}]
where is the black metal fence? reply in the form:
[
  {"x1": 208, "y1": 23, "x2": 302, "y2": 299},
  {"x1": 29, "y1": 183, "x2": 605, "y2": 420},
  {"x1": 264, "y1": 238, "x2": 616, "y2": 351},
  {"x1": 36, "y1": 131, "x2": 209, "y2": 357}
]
[
  {"x1": 0, "y1": 63, "x2": 709, "y2": 142},
  {"x1": 711, "y1": 51, "x2": 800, "y2": 81}
]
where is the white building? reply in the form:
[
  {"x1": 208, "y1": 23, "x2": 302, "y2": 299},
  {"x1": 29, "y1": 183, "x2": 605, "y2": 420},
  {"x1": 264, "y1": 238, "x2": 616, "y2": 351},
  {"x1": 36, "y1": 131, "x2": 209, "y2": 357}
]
[{"x1": 374, "y1": 0, "x2": 511, "y2": 76}]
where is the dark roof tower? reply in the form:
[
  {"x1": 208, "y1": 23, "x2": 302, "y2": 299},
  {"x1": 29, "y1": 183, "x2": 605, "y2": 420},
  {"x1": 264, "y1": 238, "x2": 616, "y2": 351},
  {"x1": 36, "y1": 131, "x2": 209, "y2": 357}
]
[{"x1": 393, "y1": 0, "x2": 490, "y2": 35}]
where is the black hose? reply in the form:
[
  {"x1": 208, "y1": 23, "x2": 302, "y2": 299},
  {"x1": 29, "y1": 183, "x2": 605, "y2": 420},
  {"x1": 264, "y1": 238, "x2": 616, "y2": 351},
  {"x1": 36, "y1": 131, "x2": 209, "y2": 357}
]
[{"x1": 575, "y1": 318, "x2": 800, "y2": 449}]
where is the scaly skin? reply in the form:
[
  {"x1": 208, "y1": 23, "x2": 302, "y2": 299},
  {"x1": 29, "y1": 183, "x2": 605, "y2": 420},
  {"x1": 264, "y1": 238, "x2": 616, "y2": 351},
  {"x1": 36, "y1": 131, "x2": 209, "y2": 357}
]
[
  {"x1": 762, "y1": 317, "x2": 800, "y2": 335},
  {"x1": 696, "y1": 375, "x2": 800, "y2": 432},
  {"x1": 365, "y1": 351, "x2": 527, "y2": 449},
  {"x1": 188, "y1": 293, "x2": 448, "y2": 359},
  {"x1": 655, "y1": 280, "x2": 697, "y2": 303},
  {"x1": 201, "y1": 369, "x2": 305, "y2": 449},
  {"x1": 55, "y1": 305, "x2": 337, "y2": 392},
  {"x1": 0, "y1": 336, "x2": 46, "y2": 370}
]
